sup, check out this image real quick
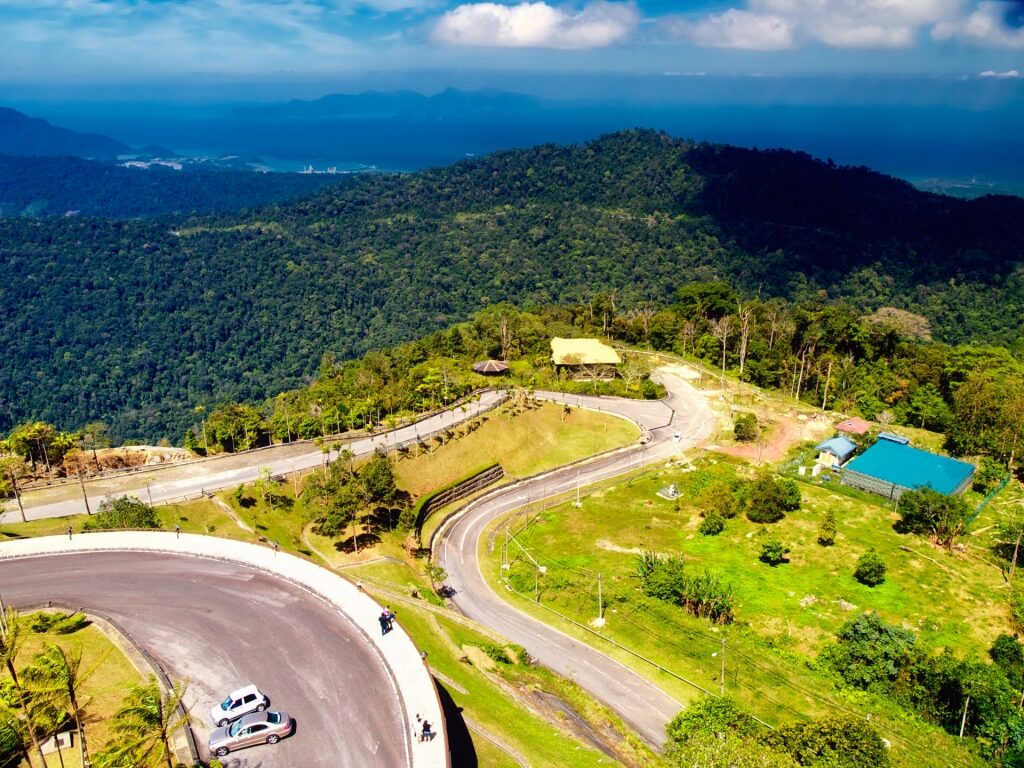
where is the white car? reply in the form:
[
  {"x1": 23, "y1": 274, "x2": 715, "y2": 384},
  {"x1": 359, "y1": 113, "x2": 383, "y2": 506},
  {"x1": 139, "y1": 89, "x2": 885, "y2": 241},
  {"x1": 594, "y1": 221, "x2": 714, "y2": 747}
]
[{"x1": 209, "y1": 684, "x2": 269, "y2": 727}]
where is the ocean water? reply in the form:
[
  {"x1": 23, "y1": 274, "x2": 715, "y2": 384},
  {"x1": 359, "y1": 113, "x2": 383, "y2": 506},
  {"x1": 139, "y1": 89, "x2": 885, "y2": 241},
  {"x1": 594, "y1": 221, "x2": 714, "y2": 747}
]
[{"x1": 18, "y1": 92, "x2": 1024, "y2": 188}]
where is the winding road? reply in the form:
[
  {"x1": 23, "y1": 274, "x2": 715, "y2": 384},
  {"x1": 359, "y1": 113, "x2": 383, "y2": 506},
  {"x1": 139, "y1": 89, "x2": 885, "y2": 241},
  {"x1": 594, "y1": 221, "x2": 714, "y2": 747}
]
[
  {"x1": 437, "y1": 370, "x2": 716, "y2": 748},
  {"x1": 0, "y1": 550, "x2": 411, "y2": 767},
  {"x1": 2, "y1": 370, "x2": 714, "y2": 759}
]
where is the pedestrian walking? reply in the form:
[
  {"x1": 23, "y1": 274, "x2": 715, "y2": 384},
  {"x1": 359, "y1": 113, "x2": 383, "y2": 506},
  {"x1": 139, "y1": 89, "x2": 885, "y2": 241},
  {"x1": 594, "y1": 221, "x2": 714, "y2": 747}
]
[
  {"x1": 421, "y1": 719, "x2": 433, "y2": 742},
  {"x1": 378, "y1": 611, "x2": 390, "y2": 636},
  {"x1": 386, "y1": 607, "x2": 396, "y2": 631}
]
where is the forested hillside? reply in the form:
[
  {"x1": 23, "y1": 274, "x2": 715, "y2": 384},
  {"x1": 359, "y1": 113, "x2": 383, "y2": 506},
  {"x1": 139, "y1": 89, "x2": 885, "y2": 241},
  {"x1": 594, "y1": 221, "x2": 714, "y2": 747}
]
[
  {"x1": 2, "y1": 129, "x2": 1022, "y2": 440},
  {"x1": 0, "y1": 155, "x2": 350, "y2": 217}
]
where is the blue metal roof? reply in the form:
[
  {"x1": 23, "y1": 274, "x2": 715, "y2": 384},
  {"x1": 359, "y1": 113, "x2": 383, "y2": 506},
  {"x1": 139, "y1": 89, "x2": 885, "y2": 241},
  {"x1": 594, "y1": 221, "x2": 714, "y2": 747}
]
[
  {"x1": 815, "y1": 436, "x2": 857, "y2": 461},
  {"x1": 843, "y1": 439, "x2": 974, "y2": 495}
]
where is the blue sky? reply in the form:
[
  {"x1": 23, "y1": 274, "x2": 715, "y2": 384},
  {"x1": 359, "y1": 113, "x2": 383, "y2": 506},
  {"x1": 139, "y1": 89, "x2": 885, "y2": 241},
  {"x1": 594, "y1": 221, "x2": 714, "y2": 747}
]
[{"x1": 1, "y1": 0, "x2": 1021, "y2": 94}]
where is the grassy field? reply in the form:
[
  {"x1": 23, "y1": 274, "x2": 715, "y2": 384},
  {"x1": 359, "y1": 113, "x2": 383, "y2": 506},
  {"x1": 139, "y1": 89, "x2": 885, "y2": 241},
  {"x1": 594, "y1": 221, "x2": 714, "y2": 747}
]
[
  {"x1": 394, "y1": 400, "x2": 639, "y2": 497},
  {"x1": 479, "y1": 454, "x2": 1012, "y2": 768},
  {"x1": 349, "y1": 566, "x2": 656, "y2": 768},
  {"x1": 3, "y1": 615, "x2": 146, "y2": 768}
]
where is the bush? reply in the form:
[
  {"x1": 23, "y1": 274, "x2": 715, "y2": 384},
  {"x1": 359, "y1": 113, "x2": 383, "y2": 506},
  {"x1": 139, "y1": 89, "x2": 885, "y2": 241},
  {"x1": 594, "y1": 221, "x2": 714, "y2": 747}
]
[
  {"x1": 29, "y1": 612, "x2": 89, "y2": 634},
  {"x1": 760, "y1": 715, "x2": 891, "y2": 768},
  {"x1": 744, "y1": 476, "x2": 800, "y2": 523},
  {"x1": 759, "y1": 538, "x2": 789, "y2": 566},
  {"x1": 820, "y1": 612, "x2": 916, "y2": 691},
  {"x1": 734, "y1": 413, "x2": 759, "y2": 442},
  {"x1": 82, "y1": 495, "x2": 159, "y2": 531},
  {"x1": 666, "y1": 695, "x2": 758, "y2": 744},
  {"x1": 698, "y1": 480, "x2": 740, "y2": 518},
  {"x1": 818, "y1": 510, "x2": 837, "y2": 546},
  {"x1": 990, "y1": 633, "x2": 1024, "y2": 687},
  {"x1": 974, "y1": 456, "x2": 1006, "y2": 493},
  {"x1": 699, "y1": 514, "x2": 725, "y2": 536},
  {"x1": 636, "y1": 552, "x2": 734, "y2": 624},
  {"x1": 854, "y1": 550, "x2": 887, "y2": 586}
]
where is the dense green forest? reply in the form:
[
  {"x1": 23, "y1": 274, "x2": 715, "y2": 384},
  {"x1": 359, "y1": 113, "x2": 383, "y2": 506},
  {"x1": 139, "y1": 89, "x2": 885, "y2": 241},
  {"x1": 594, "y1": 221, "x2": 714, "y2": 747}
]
[
  {"x1": 2, "y1": 129, "x2": 1022, "y2": 440},
  {"x1": 0, "y1": 155, "x2": 349, "y2": 217}
]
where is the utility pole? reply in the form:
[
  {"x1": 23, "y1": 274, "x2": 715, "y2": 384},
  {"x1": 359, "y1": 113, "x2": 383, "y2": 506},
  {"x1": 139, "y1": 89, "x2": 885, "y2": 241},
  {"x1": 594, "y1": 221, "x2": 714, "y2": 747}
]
[
  {"x1": 720, "y1": 637, "x2": 726, "y2": 695},
  {"x1": 575, "y1": 470, "x2": 582, "y2": 507},
  {"x1": 596, "y1": 572, "x2": 605, "y2": 626},
  {"x1": 77, "y1": 470, "x2": 91, "y2": 515},
  {"x1": 959, "y1": 695, "x2": 971, "y2": 738},
  {"x1": 145, "y1": 482, "x2": 153, "y2": 507}
]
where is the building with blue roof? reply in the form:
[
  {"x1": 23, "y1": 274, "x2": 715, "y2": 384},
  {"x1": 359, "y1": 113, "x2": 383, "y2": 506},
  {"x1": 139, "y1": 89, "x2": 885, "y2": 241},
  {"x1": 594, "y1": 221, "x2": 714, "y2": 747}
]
[
  {"x1": 814, "y1": 436, "x2": 858, "y2": 468},
  {"x1": 840, "y1": 438, "x2": 974, "y2": 500}
]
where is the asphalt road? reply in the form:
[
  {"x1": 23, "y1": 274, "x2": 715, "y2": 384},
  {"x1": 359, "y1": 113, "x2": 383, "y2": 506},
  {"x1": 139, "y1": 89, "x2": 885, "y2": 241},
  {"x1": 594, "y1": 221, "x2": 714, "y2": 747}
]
[
  {"x1": 437, "y1": 371, "x2": 716, "y2": 748},
  {"x1": 0, "y1": 552, "x2": 411, "y2": 768},
  {"x1": 2, "y1": 390, "x2": 507, "y2": 523}
]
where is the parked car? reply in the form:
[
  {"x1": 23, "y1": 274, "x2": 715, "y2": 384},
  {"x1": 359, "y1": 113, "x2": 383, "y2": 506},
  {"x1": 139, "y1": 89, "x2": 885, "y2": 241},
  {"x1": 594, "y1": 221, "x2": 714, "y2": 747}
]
[
  {"x1": 209, "y1": 684, "x2": 269, "y2": 726},
  {"x1": 209, "y1": 710, "x2": 292, "y2": 757}
]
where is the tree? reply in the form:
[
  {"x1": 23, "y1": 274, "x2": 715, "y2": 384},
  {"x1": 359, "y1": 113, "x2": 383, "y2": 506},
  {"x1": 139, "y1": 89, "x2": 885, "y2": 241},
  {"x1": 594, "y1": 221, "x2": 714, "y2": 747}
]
[
  {"x1": 818, "y1": 510, "x2": 837, "y2": 546},
  {"x1": 0, "y1": 457, "x2": 28, "y2": 523},
  {"x1": 83, "y1": 496, "x2": 159, "y2": 531},
  {"x1": 896, "y1": 487, "x2": 970, "y2": 547},
  {"x1": 734, "y1": 413, "x2": 759, "y2": 442},
  {"x1": 0, "y1": 604, "x2": 46, "y2": 767},
  {"x1": 820, "y1": 612, "x2": 916, "y2": 692},
  {"x1": 668, "y1": 733, "x2": 796, "y2": 768},
  {"x1": 759, "y1": 538, "x2": 789, "y2": 566},
  {"x1": 760, "y1": 715, "x2": 891, "y2": 768},
  {"x1": 854, "y1": 550, "x2": 887, "y2": 586},
  {"x1": 677, "y1": 281, "x2": 737, "y2": 321},
  {"x1": 94, "y1": 677, "x2": 189, "y2": 768},
  {"x1": 989, "y1": 634, "x2": 1024, "y2": 691},
  {"x1": 360, "y1": 451, "x2": 397, "y2": 506},
  {"x1": 666, "y1": 695, "x2": 758, "y2": 745},
  {"x1": 909, "y1": 383, "x2": 948, "y2": 430},
  {"x1": 21, "y1": 644, "x2": 92, "y2": 768},
  {"x1": 743, "y1": 476, "x2": 800, "y2": 523},
  {"x1": 77, "y1": 421, "x2": 110, "y2": 475}
]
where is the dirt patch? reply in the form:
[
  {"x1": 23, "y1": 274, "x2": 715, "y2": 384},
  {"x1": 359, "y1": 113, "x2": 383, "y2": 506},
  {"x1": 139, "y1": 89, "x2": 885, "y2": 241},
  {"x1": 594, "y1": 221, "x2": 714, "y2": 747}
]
[
  {"x1": 717, "y1": 413, "x2": 831, "y2": 464},
  {"x1": 596, "y1": 539, "x2": 646, "y2": 555}
]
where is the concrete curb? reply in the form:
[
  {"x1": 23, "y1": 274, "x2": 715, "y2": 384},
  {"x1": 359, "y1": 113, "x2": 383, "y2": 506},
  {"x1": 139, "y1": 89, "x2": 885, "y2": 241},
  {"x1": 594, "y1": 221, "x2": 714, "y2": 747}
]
[{"x1": 0, "y1": 532, "x2": 449, "y2": 768}]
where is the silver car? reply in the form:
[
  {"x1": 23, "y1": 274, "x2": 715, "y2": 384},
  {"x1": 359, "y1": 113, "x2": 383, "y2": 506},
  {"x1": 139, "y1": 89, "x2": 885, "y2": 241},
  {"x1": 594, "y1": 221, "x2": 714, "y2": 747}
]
[{"x1": 208, "y1": 710, "x2": 293, "y2": 757}]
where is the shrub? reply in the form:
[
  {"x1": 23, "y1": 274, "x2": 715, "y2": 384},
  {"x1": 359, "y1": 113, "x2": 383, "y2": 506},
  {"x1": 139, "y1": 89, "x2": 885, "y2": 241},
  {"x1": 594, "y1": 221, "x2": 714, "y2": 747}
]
[
  {"x1": 734, "y1": 413, "x2": 759, "y2": 442},
  {"x1": 480, "y1": 643, "x2": 513, "y2": 665},
  {"x1": 699, "y1": 514, "x2": 725, "y2": 536},
  {"x1": 854, "y1": 550, "x2": 887, "y2": 586},
  {"x1": 82, "y1": 495, "x2": 159, "y2": 531},
  {"x1": 974, "y1": 456, "x2": 1006, "y2": 493},
  {"x1": 743, "y1": 476, "x2": 800, "y2": 523},
  {"x1": 818, "y1": 510, "x2": 837, "y2": 546},
  {"x1": 819, "y1": 612, "x2": 916, "y2": 691},
  {"x1": 759, "y1": 538, "x2": 789, "y2": 566},
  {"x1": 637, "y1": 553, "x2": 734, "y2": 624},
  {"x1": 990, "y1": 633, "x2": 1024, "y2": 688},
  {"x1": 760, "y1": 715, "x2": 891, "y2": 768},
  {"x1": 698, "y1": 480, "x2": 740, "y2": 518},
  {"x1": 29, "y1": 612, "x2": 89, "y2": 634},
  {"x1": 666, "y1": 695, "x2": 758, "y2": 745}
]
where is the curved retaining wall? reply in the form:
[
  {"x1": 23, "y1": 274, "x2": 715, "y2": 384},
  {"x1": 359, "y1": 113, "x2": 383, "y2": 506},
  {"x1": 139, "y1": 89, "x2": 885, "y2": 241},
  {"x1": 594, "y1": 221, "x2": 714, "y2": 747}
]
[{"x1": 0, "y1": 532, "x2": 449, "y2": 768}]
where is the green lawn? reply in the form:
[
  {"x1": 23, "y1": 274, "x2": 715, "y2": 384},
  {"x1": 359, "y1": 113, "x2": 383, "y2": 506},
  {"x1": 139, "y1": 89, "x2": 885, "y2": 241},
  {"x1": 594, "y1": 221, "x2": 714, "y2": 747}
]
[
  {"x1": 480, "y1": 455, "x2": 1008, "y2": 768},
  {"x1": 394, "y1": 400, "x2": 639, "y2": 498}
]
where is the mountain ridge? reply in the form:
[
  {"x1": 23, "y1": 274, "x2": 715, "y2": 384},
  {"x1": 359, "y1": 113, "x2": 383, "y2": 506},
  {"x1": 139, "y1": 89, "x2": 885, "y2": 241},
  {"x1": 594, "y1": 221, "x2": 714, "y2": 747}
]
[{"x1": 1, "y1": 128, "x2": 1021, "y2": 439}]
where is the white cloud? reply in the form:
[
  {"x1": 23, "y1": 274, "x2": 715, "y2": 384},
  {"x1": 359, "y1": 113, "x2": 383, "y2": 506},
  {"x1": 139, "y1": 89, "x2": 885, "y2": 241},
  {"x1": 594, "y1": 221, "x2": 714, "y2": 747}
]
[
  {"x1": 662, "y1": 0, "x2": 969, "y2": 50},
  {"x1": 431, "y1": 1, "x2": 639, "y2": 49},
  {"x1": 933, "y1": 1, "x2": 1024, "y2": 47},
  {"x1": 979, "y1": 68, "x2": 1020, "y2": 76},
  {"x1": 663, "y1": 9, "x2": 795, "y2": 50}
]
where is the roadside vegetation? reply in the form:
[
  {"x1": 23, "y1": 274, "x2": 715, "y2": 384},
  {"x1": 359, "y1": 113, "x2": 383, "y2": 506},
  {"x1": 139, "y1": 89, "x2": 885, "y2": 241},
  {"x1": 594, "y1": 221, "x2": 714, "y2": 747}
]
[{"x1": 0, "y1": 606, "x2": 192, "y2": 768}]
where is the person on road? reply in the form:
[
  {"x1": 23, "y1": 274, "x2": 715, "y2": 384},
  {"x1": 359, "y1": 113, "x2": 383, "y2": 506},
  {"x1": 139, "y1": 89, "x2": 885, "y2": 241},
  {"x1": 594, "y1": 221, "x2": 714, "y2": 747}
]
[
  {"x1": 378, "y1": 611, "x2": 390, "y2": 636},
  {"x1": 421, "y1": 719, "x2": 433, "y2": 742}
]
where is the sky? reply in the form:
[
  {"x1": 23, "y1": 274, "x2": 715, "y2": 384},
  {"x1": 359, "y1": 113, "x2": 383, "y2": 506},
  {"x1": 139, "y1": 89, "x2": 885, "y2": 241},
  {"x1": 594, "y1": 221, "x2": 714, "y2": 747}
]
[{"x1": 0, "y1": 0, "x2": 1022, "y2": 99}]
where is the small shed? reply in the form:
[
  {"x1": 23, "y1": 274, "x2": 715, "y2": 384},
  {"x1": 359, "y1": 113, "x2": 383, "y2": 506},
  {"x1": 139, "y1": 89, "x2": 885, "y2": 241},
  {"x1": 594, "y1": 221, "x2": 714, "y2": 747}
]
[
  {"x1": 550, "y1": 338, "x2": 621, "y2": 380},
  {"x1": 841, "y1": 439, "x2": 975, "y2": 500},
  {"x1": 836, "y1": 417, "x2": 872, "y2": 436},
  {"x1": 814, "y1": 436, "x2": 857, "y2": 468}
]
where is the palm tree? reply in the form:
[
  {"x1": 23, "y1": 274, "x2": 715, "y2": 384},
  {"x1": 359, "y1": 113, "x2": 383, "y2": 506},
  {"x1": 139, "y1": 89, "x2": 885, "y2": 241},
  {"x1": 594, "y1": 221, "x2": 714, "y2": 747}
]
[
  {"x1": 0, "y1": 701, "x2": 36, "y2": 768},
  {"x1": 98, "y1": 677, "x2": 189, "y2": 768},
  {"x1": 0, "y1": 601, "x2": 46, "y2": 767},
  {"x1": 22, "y1": 644, "x2": 93, "y2": 768}
]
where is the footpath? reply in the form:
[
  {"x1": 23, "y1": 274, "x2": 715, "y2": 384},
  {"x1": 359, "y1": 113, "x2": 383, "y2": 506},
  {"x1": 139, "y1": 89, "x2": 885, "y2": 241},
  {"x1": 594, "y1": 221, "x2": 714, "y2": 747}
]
[{"x1": 0, "y1": 532, "x2": 449, "y2": 768}]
